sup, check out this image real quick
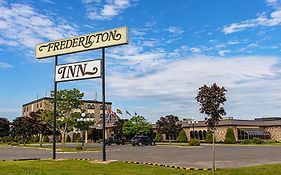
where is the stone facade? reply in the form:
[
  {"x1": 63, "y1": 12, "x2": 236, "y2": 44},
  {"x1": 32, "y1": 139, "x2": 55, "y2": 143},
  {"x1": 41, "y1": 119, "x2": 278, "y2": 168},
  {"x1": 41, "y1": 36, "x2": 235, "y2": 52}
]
[{"x1": 263, "y1": 126, "x2": 281, "y2": 141}]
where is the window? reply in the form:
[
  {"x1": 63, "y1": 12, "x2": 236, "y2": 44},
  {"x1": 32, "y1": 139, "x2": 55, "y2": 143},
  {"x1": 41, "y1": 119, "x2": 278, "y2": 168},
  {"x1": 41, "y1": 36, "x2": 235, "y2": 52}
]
[
  {"x1": 100, "y1": 105, "x2": 107, "y2": 110},
  {"x1": 238, "y1": 128, "x2": 271, "y2": 140},
  {"x1": 88, "y1": 104, "x2": 95, "y2": 109}
]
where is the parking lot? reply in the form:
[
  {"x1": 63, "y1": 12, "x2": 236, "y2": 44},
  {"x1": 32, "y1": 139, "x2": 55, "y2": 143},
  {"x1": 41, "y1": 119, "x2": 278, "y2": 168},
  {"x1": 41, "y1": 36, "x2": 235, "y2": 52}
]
[{"x1": 1, "y1": 144, "x2": 281, "y2": 168}]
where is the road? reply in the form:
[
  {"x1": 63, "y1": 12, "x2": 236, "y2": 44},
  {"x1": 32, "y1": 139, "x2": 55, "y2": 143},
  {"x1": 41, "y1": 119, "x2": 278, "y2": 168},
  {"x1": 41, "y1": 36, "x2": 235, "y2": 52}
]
[{"x1": 1, "y1": 144, "x2": 281, "y2": 168}]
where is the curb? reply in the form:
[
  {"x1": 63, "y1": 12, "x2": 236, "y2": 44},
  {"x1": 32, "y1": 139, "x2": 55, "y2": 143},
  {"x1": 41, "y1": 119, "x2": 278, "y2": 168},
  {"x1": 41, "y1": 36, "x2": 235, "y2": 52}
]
[{"x1": 122, "y1": 160, "x2": 212, "y2": 171}]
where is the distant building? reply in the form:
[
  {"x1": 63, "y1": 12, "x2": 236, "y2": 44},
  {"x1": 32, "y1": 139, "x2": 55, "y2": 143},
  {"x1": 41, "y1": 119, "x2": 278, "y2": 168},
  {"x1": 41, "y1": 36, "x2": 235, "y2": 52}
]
[{"x1": 22, "y1": 97, "x2": 112, "y2": 124}]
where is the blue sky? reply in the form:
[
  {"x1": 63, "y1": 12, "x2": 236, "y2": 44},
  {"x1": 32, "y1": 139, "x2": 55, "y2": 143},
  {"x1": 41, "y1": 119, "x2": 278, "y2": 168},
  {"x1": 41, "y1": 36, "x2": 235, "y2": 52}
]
[{"x1": 1, "y1": 0, "x2": 281, "y2": 122}]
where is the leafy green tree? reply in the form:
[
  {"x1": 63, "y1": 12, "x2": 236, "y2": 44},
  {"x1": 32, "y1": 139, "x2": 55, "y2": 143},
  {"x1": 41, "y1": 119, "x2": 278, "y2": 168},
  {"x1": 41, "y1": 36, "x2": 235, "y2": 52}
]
[
  {"x1": 156, "y1": 115, "x2": 182, "y2": 144},
  {"x1": 51, "y1": 88, "x2": 84, "y2": 147},
  {"x1": 0, "y1": 117, "x2": 10, "y2": 137},
  {"x1": 196, "y1": 83, "x2": 227, "y2": 173},
  {"x1": 177, "y1": 130, "x2": 188, "y2": 143},
  {"x1": 111, "y1": 118, "x2": 126, "y2": 139},
  {"x1": 224, "y1": 127, "x2": 237, "y2": 144},
  {"x1": 155, "y1": 133, "x2": 163, "y2": 142},
  {"x1": 122, "y1": 115, "x2": 151, "y2": 138}
]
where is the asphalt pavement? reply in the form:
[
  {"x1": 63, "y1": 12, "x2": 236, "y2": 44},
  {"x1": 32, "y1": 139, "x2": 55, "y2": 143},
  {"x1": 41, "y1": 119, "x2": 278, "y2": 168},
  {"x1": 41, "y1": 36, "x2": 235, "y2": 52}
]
[{"x1": 1, "y1": 143, "x2": 281, "y2": 168}]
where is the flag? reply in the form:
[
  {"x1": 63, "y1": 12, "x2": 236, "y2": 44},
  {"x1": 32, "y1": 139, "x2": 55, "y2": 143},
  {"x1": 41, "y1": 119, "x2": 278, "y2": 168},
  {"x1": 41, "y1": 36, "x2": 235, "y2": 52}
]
[
  {"x1": 126, "y1": 110, "x2": 132, "y2": 116},
  {"x1": 116, "y1": 108, "x2": 122, "y2": 115}
]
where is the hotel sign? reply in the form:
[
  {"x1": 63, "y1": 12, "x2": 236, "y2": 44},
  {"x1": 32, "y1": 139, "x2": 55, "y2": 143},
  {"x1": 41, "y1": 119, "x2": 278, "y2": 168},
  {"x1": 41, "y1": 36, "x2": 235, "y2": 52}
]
[
  {"x1": 36, "y1": 26, "x2": 128, "y2": 59},
  {"x1": 55, "y1": 59, "x2": 101, "y2": 82}
]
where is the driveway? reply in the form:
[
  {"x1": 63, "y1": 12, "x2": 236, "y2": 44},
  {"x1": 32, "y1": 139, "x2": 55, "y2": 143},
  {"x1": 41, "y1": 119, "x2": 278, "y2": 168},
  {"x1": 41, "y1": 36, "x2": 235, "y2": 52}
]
[{"x1": 1, "y1": 144, "x2": 281, "y2": 168}]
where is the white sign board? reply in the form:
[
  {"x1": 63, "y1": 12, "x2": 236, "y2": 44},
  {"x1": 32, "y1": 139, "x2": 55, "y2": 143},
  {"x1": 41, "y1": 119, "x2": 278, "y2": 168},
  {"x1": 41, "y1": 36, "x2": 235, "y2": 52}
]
[
  {"x1": 36, "y1": 26, "x2": 128, "y2": 59},
  {"x1": 55, "y1": 60, "x2": 101, "y2": 82}
]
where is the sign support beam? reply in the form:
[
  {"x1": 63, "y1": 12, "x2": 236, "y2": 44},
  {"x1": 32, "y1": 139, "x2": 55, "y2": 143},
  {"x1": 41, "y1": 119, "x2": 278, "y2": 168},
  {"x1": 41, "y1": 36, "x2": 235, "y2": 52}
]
[
  {"x1": 53, "y1": 56, "x2": 58, "y2": 159},
  {"x1": 102, "y1": 48, "x2": 106, "y2": 161}
]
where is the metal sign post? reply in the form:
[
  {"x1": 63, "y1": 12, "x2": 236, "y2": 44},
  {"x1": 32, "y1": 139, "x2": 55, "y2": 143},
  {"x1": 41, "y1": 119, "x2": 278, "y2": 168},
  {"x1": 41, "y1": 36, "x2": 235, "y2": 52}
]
[
  {"x1": 102, "y1": 48, "x2": 106, "y2": 161},
  {"x1": 53, "y1": 56, "x2": 58, "y2": 159}
]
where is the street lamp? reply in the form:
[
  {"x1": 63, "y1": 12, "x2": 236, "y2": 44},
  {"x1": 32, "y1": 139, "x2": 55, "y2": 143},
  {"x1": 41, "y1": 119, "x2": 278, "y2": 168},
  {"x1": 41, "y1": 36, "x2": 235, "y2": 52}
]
[
  {"x1": 77, "y1": 113, "x2": 94, "y2": 144},
  {"x1": 188, "y1": 119, "x2": 198, "y2": 139}
]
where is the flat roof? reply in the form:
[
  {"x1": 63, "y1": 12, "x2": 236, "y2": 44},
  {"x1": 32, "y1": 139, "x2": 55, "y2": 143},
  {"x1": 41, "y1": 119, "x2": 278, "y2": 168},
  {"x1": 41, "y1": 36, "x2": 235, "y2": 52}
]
[{"x1": 22, "y1": 97, "x2": 112, "y2": 107}]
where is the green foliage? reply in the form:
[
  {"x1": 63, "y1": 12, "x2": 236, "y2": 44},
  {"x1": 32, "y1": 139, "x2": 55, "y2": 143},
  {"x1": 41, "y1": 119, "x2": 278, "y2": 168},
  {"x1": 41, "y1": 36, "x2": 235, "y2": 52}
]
[
  {"x1": 10, "y1": 142, "x2": 19, "y2": 146},
  {"x1": 156, "y1": 115, "x2": 182, "y2": 140},
  {"x1": 1, "y1": 136, "x2": 13, "y2": 143},
  {"x1": 224, "y1": 127, "x2": 237, "y2": 144},
  {"x1": 34, "y1": 135, "x2": 40, "y2": 142},
  {"x1": 155, "y1": 133, "x2": 163, "y2": 142},
  {"x1": 66, "y1": 135, "x2": 71, "y2": 142},
  {"x1": 75, "y1": 145, "x2": 83, "y2": 151},
  {"x1": 177, "y1": 130, "x2": 187, "y2": 143},
  {"x1": 43, "y1": 135, "x2": 49, "y2": 142},
  {"x1": 196, "y1": 83, "x2": 227, "y2": 129},
  {"x1": 253, "y1": 137, "x2": 263, "y2": 144},
  {"x1": 122, "y1": 115, "x2": 151, "y2": 137},
  {"x1": 0, "y1": 117, "x2": 10, "y2": 137},
  {"x1": 206, "y1": 130, "x2": 213, "y2": 143},
  {"x1": 241, "y1": 139, "x2": 252, "y2": 144},
  {"x1": 189, "y1": 139, "x2": 200, "y2": 146}
]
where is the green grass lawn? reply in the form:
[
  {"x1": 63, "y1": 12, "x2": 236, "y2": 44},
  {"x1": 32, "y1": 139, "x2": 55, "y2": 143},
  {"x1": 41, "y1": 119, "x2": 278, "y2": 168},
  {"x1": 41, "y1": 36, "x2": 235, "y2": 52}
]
[{"x1": 0, "y1": 159, "x2": 281, "y2": 175}]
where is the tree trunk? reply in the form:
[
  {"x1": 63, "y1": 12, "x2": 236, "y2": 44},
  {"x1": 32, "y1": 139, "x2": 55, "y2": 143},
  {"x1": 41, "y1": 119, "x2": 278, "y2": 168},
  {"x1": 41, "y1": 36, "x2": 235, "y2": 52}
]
[
  {"x1": 61, "y1": 132, "x2": 65, "y2": 148},
  {"x1": 85, "y1": 130, "x2": 88, "y2": 143},
  {"x1": 212, "y1": 129, "x2": 216, "y2": 174},
  {"x1": 39, "y1": 133, "x2": 43, "y2": 147},
  {"x1": 169, "y1": 134, "x2": 172, "y2": 144}
]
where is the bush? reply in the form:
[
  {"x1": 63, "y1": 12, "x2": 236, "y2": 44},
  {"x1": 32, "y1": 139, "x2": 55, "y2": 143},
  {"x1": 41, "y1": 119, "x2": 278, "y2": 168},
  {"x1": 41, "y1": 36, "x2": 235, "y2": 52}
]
[
  {"x1": 177, "y1": 130, "x2": 187, "y2": 143},
  {"x1": 66, "y1": 135, "x2": 71, "y2": 142},
  {"x1": 34, "y1": 135, "x2": 40, "y2": 142},
  {"x1": 155, "y1": 133, "x2": 163, "y2": 142},
  {"x1": 241, "y1": 139, "x2": 252, "y2": 144},
  {"x1": 75, "y1": 145, "x2": 85, "y2": 151},
  {"x1": 10, "y1": 142, "x2": 19, "y2": 146},
  {"x1": 189, "y1": 139, "x2": 200, "y2": 146},
  {"x1": 265, "y1": 140, "x2": 279, "y2": 144},
  {"x1": 206, "y1": 130, "x2": 213, "y2": 143},
  {"x1": 253, "y1": 137, "x2": 263, "y2": 144},
  {"x1": 2, "y1": 136, "x2": 13, "y2": 143},
  {"x1": 43, "y1": 135, "x2": 49, "y2": 142},
  {"x1": 224, "y1": 128, "x2": 237, "y2": 144}
]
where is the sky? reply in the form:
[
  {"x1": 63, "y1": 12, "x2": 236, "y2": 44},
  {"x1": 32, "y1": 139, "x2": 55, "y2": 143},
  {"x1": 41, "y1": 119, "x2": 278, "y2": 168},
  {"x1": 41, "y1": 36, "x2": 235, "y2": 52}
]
[{"x1": 0, "y1": 0, "x2": 281, "y2": 122}]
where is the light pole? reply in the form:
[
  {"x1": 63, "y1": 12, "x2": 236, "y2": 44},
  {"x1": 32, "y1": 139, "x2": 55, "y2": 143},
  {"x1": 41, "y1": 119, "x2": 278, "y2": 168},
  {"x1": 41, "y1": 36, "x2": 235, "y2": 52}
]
[
  {"x1": 77, "y1": 113, "x2": 94, "y2": 144},
  {"x1": 188, "y1": 119, "x2": 198, "y2": 139}
]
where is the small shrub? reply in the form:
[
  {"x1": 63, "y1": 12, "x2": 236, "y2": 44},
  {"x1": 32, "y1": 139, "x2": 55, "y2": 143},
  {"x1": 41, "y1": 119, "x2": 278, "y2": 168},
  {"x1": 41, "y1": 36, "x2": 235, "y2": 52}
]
[
  {"x1": 2, "y1": 136, "x2": 13, "y2": 142},
  {"x1": 265, "y1": 140, "x2": 278, "y2": 144},
  {"x1": 34, "y1": 135, "x2": 40, "y2": 142},
  {"x1": 206, "y1": 130, "x2": 213, "y2": 143},
  {"x1": 253, "y1": 137, "x2": 263, "y2": 144},
  {"x1": 10, "y1": 142, "x2": 19, "y2": 146},
  {"x1": 43, "y1": 135, "x2": 49, "y2": 142},
  {"x1": 155, "y1": 133, "x2": 163, "y2": 142},
  {"x1": 75, "y1": 145, "x2": 84, "y2": 151},
  {"x1": 178, "y1": 130, "x2": 188, "y2": 143},
  {"x1": 224, "y1": 128, "x2": 237, "y2": 144},
  {"x1": 189, "y1": 139, "x2": 200, "y2": 146},
  {"x1": 241, "y1": 139, "x2": 252, "y2": 144},
  {"x1": 66, "y1": 135, "x2": 71, "y2": 142}
]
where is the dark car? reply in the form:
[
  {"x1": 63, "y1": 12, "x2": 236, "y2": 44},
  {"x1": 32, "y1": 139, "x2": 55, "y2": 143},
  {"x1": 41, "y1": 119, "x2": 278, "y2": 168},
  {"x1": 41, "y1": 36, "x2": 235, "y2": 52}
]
[
  {"x1": 131, "y1": 136, "x2": 155, "y2": 146},
  {"x1": 106, "y1": 137, "x2": 124, "y2": 145}
]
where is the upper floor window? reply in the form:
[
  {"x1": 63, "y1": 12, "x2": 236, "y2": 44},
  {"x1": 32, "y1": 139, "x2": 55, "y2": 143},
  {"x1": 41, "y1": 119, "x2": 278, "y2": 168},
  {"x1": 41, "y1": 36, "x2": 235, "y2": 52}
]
[
  {"x1": 100, "y1": 105, "x2": 107, "y2": 110},
  {"x1": 88, "y1": 104, "x2": 95, "y2": 109}
]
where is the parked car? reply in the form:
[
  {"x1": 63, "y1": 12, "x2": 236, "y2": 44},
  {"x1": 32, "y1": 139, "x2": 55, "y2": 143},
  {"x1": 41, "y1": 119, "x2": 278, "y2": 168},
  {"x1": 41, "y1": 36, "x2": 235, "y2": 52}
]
[
  {"x1": 106, "y1": 137, "x2": 124, "y2": 145},
  {"x1": 131, "y1": 136, "x2": 155, "y2": 146}
]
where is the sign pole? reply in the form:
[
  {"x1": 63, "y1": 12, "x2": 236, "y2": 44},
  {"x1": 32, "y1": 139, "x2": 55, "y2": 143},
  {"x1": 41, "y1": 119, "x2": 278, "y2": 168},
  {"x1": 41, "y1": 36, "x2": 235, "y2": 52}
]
[
  {"x1": 102, "y1": 48, "x2": 106, "y2": 161},
  {"x1": 53, "y1": 55, "x2": 58, "y2": 159}
]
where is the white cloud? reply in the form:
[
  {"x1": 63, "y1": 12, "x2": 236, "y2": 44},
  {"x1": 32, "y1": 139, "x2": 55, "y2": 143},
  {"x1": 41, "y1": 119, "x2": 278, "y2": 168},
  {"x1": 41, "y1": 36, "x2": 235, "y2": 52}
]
[
  {"x1": 165, "y1": 26, "x2": 184, "y2": 35},
  {"x1": 218, "y1": 50, "x2": 230, "y2": 56},
  {"x1": 223, "y1": 8, "x2": 281, "y2": 34},
  {"x1": 0, "y1": 3, "x2": 77, "y2": 53},
  {"x1": 0, "y1": 62, "x2": 13, "y2": 68},
  {"x1": 82, "y1": 0, "x2": 133, "y2": 20},
  {"x1": 102, "y1": 54, "x2": 281, "y2": 121}
]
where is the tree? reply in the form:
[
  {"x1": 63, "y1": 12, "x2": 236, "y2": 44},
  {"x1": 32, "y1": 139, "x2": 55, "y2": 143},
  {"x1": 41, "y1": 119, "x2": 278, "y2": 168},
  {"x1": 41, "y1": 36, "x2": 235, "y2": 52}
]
[
  {"x1": 206, "y1": 129, "x2": 213, "y2": 143},
  {"x1": 35, "y1": 109, "x2": 53, "y2": 147},
  {"x1": 0, "y1": 117, "x2": 10, "y2": 137},
  {"x1": 177, "y1": 130, "x2": 188, "y2": 143},
  {"x1": 156, "y1": 115, "x2": 182, "y2": 144},
  {"x1": 224, "y1": 127, "x2": 236, "y2": 144},
  {"x1": 51, "y1": 88, "x2": 84, "y2": 147},
  {"x1": 122, "y1": 115, "x2": 151, "y2": 138},
  {"x1": 111, "y1": 118, "x2": 126, "y2": 139},
  {"x1": 155, "y1": 133, "x2": 163, "y2": 142},
  {"x1": 196, "y1": 83, "x2": 227, "y2": 173}
]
